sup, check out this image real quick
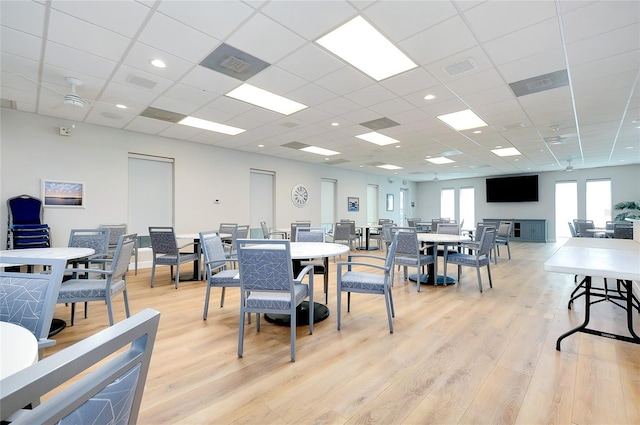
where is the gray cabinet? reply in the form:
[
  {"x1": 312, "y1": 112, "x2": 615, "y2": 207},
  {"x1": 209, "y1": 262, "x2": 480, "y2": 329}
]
[{"x1": 483, "y1": 219, "x2": 547, "y2": 243}]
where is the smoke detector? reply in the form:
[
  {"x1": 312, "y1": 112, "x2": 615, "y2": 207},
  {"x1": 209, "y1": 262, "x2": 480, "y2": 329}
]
[{"x1": 565, "y1": 160, "x2": 574, "y2": 171}]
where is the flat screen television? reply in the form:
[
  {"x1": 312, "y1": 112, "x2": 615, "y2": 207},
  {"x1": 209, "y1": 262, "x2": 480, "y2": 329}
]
[{"x1": 486, "y1": 175, "x2": 539, "y2": 202}]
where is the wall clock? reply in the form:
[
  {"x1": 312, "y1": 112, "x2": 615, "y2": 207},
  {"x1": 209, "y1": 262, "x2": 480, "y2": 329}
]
[{"x1": 291, "y1": 184, "x2": 309, "y2": 207}]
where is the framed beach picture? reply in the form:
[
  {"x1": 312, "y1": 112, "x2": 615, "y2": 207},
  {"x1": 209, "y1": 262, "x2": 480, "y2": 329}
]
[
  {"x1": 348, "y1": 196, "x2": 359, "y2": 212},
  {"x1": 42, "y1": 179, "x2": 85, "y2": 208}
]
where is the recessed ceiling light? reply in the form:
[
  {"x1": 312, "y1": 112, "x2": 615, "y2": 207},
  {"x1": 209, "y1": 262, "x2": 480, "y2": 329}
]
[
  {"x1": 316, "y1": 16, "x2": 417, "y2": 81},
  {"x1": 300, "y1": 146, "x2": 340, "y2": 156},
  {"x1": 377, "y1": 164, "x2": 402, "y2": 170},
  {"x1": 226, "y1": 83, "x2": 307, "y2": 115},
  {"x1": 424, "y1": 94, "x2": 436, "y2": 100},
  {"x1": 395, "y1": 145, "x2": 401, "y2": 148},
  {"x1": 426, "y1": 157, "x2": 455, "y2": 164},
  {"x1": 150, "y1": 59, "x2": 166, "y2": 68},
  {"x1": 491, "y1": 147, "x2": 521, "y2": 157},
  {"x1": 625, "y1": 146, "x2": 634, "y2": 149},
  {"x1": 179, "y1": 116, "x2": 245, "y2": 135},
  {"x1": 331, "y1": 122, "x2": 339, "y2": 126},
  {"x1": 437, "y1": 109, "x2": 487, "y2": 131},
  {"x1": 472, "y1": 130, "x2": 482, "y2": 134},
  {"x1": 258, "y1": 144, "x2": 264, "y2": 148},
  {"x1": 115, "y1": 104, "x2": 127, "y2": 109},
  {"x1": 356, "y1": 132, "x2": 400, "y2": 146}
]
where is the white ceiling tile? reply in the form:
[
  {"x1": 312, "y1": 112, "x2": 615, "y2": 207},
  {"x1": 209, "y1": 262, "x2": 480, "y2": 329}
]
[
  {"x1": 566, "y1": 23, "x2": 640, "y2": 66},
  {"x1": 275, "y1": 43, "x2": 344, "y2": 82},
  {"x1": 344, "y1": 84, "x2": 396, "y2": 108},
  {"x1": 314, "y1": 67, "x2": 374, "y2": 96},
  {"x1": 380, "y1": 67, "x2": 439, "y2": 97},
  {"x1": 496, "y1": 48, "x2": 566, "y2": 83},
  {"x1": 0, "y1": 0, "x2": 46, "y2": 35},
  {"x1": 43, "y1": 42, "x2": 118, "y2": 80},
  {"x1": 0, "y1": 27, "x2": 42, "y2": 61},
  {"x1": 561, "y1": 1, "x2": 640, "y2": 43},
  {"x1": 364, "y1": 0, "x2": 458, "y2": 40},
  {"x1": 125, "y1": 116, "x2": 173, "y2": 134},
  {"x1": 180, "y1": 66, "x2": 239, "y2": 96},
  {"x1": 123, "y1": 42, "x2": 194, "y2": 81},
  {"x1": 248, "y1": 66, "x2": 308, "y2": 96},
  {"x1": 151, "y1": 95, "x2": 199, "y2": 116},
  {"x1": 445, "y1": 68, "x2": 504, "y2": 97}
]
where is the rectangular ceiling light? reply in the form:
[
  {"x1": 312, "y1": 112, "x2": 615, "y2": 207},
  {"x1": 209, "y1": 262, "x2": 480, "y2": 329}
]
[
  {"x1": 437, "y1": 109, "x2": 488, "y2": 131},
  {"x1": 179, "y1": 116, "x2": 245, "y2": 135},
  {"x1": 225, "y1": 83, "x2": 308, "y2": 115},
  {"x1": 426, "y1": 157, "x2": 455, "y2": 164},
  {"x1": 301, "y1": 146, "x2": 340, "y2": 156},
  {"x1": 377, "y1": 164, "x2": 402, "y2": 170},
  {"x1": 491, "y1": 147, "x2": 521, "y2": 157},
  {"x1": 356, "y1": 132, "x2": 400, "y2": 146},
  {"x1": 316, "y1": 16, "x2": 417, "y2": 81}
]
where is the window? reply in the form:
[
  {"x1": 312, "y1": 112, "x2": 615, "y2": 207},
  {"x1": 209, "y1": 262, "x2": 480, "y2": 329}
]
[
  {"x1": 440, "y1": 188, "x2": 455, "y2": 220},
  {"x1": 586, "y1": 179, "x2": 611, "y2": 227},
  {"x1": 555, "y1": 181, "x2": 577, "y2": 239},
  {"x1": 459, "y1": 187, "x2": 474, "y2": 229}
]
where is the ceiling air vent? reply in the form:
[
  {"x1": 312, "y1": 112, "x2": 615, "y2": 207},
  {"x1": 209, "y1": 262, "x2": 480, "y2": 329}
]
[
  {"x1": 200, "y1": 43, "x2": 270, "y2": 81},
  {"x1": 281, "y1": 141, "x2": 309, "y2": 150},
  {"x1": 509, "y1": 69, "x2": 568, "y2": 97},
  {"x1": 443, "y1": 58, "x2": 476, "y2": 77},
  {"x1": 325, "y1": 159, "x2": 350, "y2": 165},
  {"x1": 140, "y1": 107, "x2": 186, "y2": 123},
  {"x1": 126, "y1": 74, "x2": 158, "y2": 89},
  {"x1": 360, "y1": 117, "x2": 400, "y2": 131},
  {"x1": 543, "y1": 133, "x2": 577, "y2": 145}
]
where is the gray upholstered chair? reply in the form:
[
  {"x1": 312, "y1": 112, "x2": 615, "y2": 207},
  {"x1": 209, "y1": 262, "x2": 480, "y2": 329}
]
[
  {"x1": 392, "y1": 227, "x2": 435, "y2": 292},
  {"x1": 495, "y1": 221, "x2": 513, "y2": 260},
  {"x1": 260, "y1": 221, "x2": 286, "y2": 239},
  {"x1": 0, "y1": 309, "x2": 160, "y2": 425},
  {"x1": 290, "y1": 222, "x2": 310, "y2": 242},
  {"x1": 218, "y1": 223, "x2": 238, "y2": 245},
  {"x1": 0, "y1": 257, "x2": 66, "y2": 359},
  {"x1": 57, "y1": 233, "x2": 136, "y2": 326},
  {"x1": 613, "y1": 223, "x2": 633, "y2": 239},
  {"x1": 336, "y1": 232, "x2": 399, "y2": 333},
  {"x1": 576, "y1": 220, "x2": 596, "y2": 238},
  {"x1": 381, "y1": 223, "x2": 395, "y2": 252},
  {"x1": 443, "y1": 228, "x2": 496, "y2": 293},
  {"x1": 333, "y1": 222, "x2": 359, "y2": 251},
  {"x1": 100, "y1": 223, "x2": 138, "y2": 275},
  {"x1": 148, "y1": 226, "x2": 199, "y2": 288},
  {"x1": 236, "y1": 239, "x2": 314, "y2": 362},
  {"x1": 296, "y1": 226, "x2": 329, "y2": 303},
  {"x1": 199, "y1": 230, "x2": 242, "y2": 320},
  {"x1": 67, "y1": 228, "x2": 111, "y2": 269},
  {"x1": 568, "y1": 221, "x2": 578, "y2": 237}
]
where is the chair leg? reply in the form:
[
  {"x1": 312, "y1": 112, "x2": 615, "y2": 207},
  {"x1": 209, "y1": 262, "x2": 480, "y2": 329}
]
[
  {"x1": 238, "y1": 307, "x2": 245, "y2": 358},
  {"x1": 70, "y1": 302, "x2": 76, "y2": 326},
  {"x1": 203, "y1": 285, "x2": 212, "y2": 320},
  {"x1": 290, "y1": 306, "x2": 297, "y2": 362},
  {"x1": 84, "y1": 301, "x2": 88, "y2": 319},
  {"x1": 150, "y1": 263, "x2": 156, "y2": 287},
  {"x1": 506, "y1": 243, "x2": 511, "y2": 260},
  {"x1": 487, "y1": 264, "x2": 493, "y2": 288},
  {"x1": 106, "y1": 297, "x2": 114, "y2": 326},
  {"x1": 220, "y1": 287, "x2": 227, "y2": 307},
  {"x1": 123, "y1": 288, "x2": 130, "y2": 318},
  {"x1": 476, "y1": 267, "x2": 483, "y2": 292},
  {"x1": 337, "y1": 285, "x2": 342, "y2": 330},
  {"x1": 385, "y1": 290, "x2": 394, "y2": 334}
]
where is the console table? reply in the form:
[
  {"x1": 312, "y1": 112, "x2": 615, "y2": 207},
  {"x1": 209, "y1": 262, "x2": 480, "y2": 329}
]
[{"x1": 483, "y1": 218, "x2": 547, "y2": 242}]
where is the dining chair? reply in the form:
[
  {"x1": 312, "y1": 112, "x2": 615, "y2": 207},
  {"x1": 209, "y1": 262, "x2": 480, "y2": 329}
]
[
  {"x1": 494, "y1": 221, "x2": 513, "y2": 260},
  {"x1": 57, "y1": 233, "x2": 136, "y2": 326},
  {"x1": 333, "y1": 222, "x2": 359, "y2": 251},
  {"x1": 148, "y1": 226, "x2": 199, "y2": 288},
  {"x1": 236, "y1": 239, "x2": 314, "y2": 362},
  {"x1": 6, "y1": 194, "x2": 51, "y2": 249},
  {"x1": 290, "y1": 222, "x2": 310, "y2": 242},
  {"x1": 613, "y1": 223, "x2": 633, "y2": 239},
  {"x1": 100, "y1": 223, "x2": 138, "y2": 274},
  {"x1": 336, "y1": 232, "x2": 399, "y2": 333},
  {"x1": 576, "y1": 220, "x2": 596, "y2": 238},
  {"x1": 218, "y1": 223, "x2": 238, "y2": 243},
  {"x1": 67, "y1": 228, "x2": 112, "y2": 269},
  {"x1": 443, "y1": 228, "x2": 496, "y2": 293},
  {"x1": 0, "y1": 257, "x2": 67, "y2": 359},
  {"x1": 296, "y1": 226, "x2": 329, "y2": 304},
  {"x1": 199, "y1": 230, "x2": 243, "y2": 320},
  {"x1": 260, "y1": 221, "x2": 286, "y2": 239},
  {"x1": 0, "y1": 309, "x2": 160, "y2": 425},
  {"x1": 568, "y1": 221, "x2": 578, "y2": 237},
  {"x1": 392, "y1": 227, "x2": 435, "y2": 292}
]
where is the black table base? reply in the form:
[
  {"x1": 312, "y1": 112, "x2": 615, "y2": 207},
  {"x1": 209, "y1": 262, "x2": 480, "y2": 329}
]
[
  {"x1": 49, "y1": 318, "x2": 66, "y2": 337},
  {"x1": 264, "y1": 301, "x2": 329, "y2": 326},
  {"x1": 408, "y1": 273, "x2": 456, "y2": 285}
]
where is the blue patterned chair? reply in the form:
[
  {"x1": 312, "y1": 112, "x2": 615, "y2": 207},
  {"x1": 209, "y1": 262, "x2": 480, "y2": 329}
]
[
  {"x1": 236, "y1": 239, "x2": 314, "y2": 362},
  {"x1": 336, "y1": 232, "x2": 399, "y2": 333},
  {"x1": 148, "y1": 226, "x2": 199, "y2": 288},
  {"x1": 0, "y1": 257, "x2": 67, "y2": 359},
  {"x1": 6, "y1": 194, "x2": 51, "y2": 249},
  {"x1": 392, "y1": 227, "x2": 435, "y2": 292},
  {"x1": 200, "y1": 230, "x2": 243, "y2": 320},
  {"x1": 295, "y1": 226, "x2": 329, "y2": 303},
  {"x1": 0, "y1": 309, "x2": 160, "y2": 425},
  {"x1": 57, "y1": 233, "x2": 136, "y2": 326},
  {"x1": 100, "y1": 223, "x2": 139, "y2": 275},
  {"x1": 443, "y1": 228, "x2": 496, "y2": 293}
]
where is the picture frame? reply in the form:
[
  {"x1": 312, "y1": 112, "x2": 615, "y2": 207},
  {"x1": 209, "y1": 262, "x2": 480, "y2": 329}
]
[
  {"x1": 42, "y1": 179, "x2": 85, "y2": 208},
  {"x1": 347, "y1": 196, "x2": 359, "y2": 212},
  {"x1": 386, "y1": 194, "x2": 394, "y2": 211}
]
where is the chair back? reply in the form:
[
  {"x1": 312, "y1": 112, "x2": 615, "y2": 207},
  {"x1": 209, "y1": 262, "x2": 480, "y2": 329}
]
[
  {"x1": 0, "y1": 309, "x2": 160, "y2": 425},
  {"x1": 613, "y1": 223, "x2": 633, "y2": 239},
  {"x1": 236, "y1": 239, "x2": 294, "y2": 292},
  {"x1": 477, "y1": 228, "x2": 497, "y2": 257},
  {"x1": 148, "y1": 226, "x2": 179, "y2": 255},
  {"x1": 384, "y1": 232, "x2": 400, "y2": 269},
  {"x1": 260, "y1": 221, "x2": 270, "y2": 238},
  {"x1": 236, "y1": 224, "x2": 250, "y2": 239},
  {"x1": 437, "y1": 223, "x2": 461, "y2": 235},
  {"x1": 99, "y1": 223, "x2": 128, "y2": 248},
  {"x1": 407, "y1": 218, "x2": 417, "y2": 228},
  {"x1": 111, "y1": 233, "x2": 137, "y2": 278},
  {"x1": 68, "y1": 228, "x2": 110, "y2": 255},
  {"x1": 497, "y1": 221, "x2": 512, "y2": 238},
  {"x1": 379, "y1": 218, "x2": 393, "y2": 225},
  {"x1": 333, "y1": 222, "x2": 352, "y2": 242},
  {"x1": 0, "y1": 257, "x2": 66, "y2": 351},
  {"x1": 219, "y1": 223, "x2": 238, "y2": 239},
  {"x1": 296, "y1": 226, "x2": 325, "y2": 242},
  {"x1": 199, "y1": 231, "x2": 227, "y2": 276},
  {"x1": 394, "y1": 227, "x2": 419, "y2": 257},
  {"x1": 290, "y1": 222, "x2": 310, "y2": 242},
  {"x1": 382, "y1": 223, "x2": 395, "y2": 243},
  {"x1": 568, "y1": 221, "x2": 577, "y2": 237},
  {"x1": 7, "y1": 195, "x2": 44, "y2": 225},
  {"x1": 576, "y1": 221, "x2": 595, "y2": 238},
  {"x1": 474, "y1": 222, "x2": 495, "y2": 242}
]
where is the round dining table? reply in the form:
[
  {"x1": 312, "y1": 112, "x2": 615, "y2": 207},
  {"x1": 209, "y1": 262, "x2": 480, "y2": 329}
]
[
  {"x1": 0, "y1": 321, "x2": 39, "y2": 379},
  {"x1": 412, "y1": 233, "x2": 472, "y2": 285}
]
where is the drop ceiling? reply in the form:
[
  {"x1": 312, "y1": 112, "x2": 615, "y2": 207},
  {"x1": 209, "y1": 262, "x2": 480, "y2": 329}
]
[{"x1": 1, "y1": 0, "x2": 638, "y2": 181}]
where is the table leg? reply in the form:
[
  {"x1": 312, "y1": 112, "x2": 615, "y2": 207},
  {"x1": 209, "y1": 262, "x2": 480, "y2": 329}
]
[{"x1": 557, "y1": 276, "x2": 593, "y2": 350}]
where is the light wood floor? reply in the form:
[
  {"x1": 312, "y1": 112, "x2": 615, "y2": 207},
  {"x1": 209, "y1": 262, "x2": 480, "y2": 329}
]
[{"x1": 45, "y1": 241, "x2": 640, "y2": 425}]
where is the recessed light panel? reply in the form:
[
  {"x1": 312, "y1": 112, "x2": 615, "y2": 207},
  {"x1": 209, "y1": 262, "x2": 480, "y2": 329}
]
[
  {"x1": 426, "y1": 157, "x2": 455, "y2": 164},
  {"x1": 437, "y1": 109, "x2": 487, "y2": 131},
  {"x1": 491, "y1": 147, "x2": 521, "y2": 157},
  {"x1": 356, "y1": 132, "x2": 400, "y2": 146},
  {"x1": 179, "y1": 116, "x2": 245, "y2": 135},
  {"x1": 316, "y1": 16, "x2": 417, "y2": 81},
  {"x1": 377, "y1": 164, "x2": 402, "y2": 170},
  {"x1": 301, "y1": 146, "x2": 340, "y2": 156},
  {"x1": 225, "y1": 84, "x2": 307, "y2": 115}
]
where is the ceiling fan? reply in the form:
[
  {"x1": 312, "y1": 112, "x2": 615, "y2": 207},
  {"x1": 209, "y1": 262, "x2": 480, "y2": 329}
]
[{"x1": 61, "y1": 77, "x2": 85, "y2": 108}]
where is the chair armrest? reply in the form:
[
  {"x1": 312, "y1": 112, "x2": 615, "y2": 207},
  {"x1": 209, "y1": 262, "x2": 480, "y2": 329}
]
[
  {"x1": 294, "y1": 264, "x2": 315, "y2": 282},
  {"x1": 177, "y1": 241, "x2": 196, "y2": 250},
  {"x1": 346, "y1": 254, "x2": 387, "y2": 263},
  {"x1": 337, "y1": 261, "x2": 388, "y2": 274},
  {"x1": 64, "y1": 267, "x2": 113, "y2": 277}
]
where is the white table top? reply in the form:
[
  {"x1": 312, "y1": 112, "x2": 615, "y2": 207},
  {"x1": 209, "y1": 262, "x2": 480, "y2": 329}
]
[
  {"x1": 289, "y1": 242, "x2": 350, "y2": 259},
  {"x1": 0, "y1": 321, "x2": 38, "y2": 379},
  {"x1": 544, "y1": 238, "x2": 640, "y2": 281},
  {"x1": 177, "y1": 233, "x2": 232, "y2": 240},
  {"x1": 417, "y1": 233, "x2": 471, "y2": 244},
  {"x1": 0, "y1": 247, "x2": 95, "y2": 260}
]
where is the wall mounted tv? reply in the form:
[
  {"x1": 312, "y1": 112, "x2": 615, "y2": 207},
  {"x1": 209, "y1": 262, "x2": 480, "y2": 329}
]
[{"x1": 486, "y1": 175, "x2": 539, "y2": 202}]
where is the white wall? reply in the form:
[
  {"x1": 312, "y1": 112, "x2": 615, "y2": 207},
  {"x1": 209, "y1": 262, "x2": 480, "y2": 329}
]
[
  {"x1": 415, "y1": 164, "x2": 640, "y2": 242},
  {"x1": 1, "y1": 109, "x2": 416, "y2": 249}
]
